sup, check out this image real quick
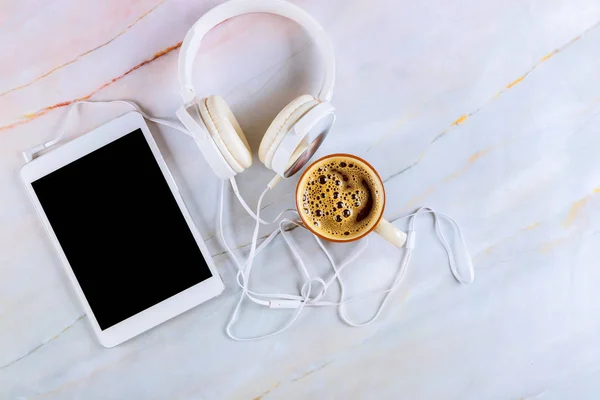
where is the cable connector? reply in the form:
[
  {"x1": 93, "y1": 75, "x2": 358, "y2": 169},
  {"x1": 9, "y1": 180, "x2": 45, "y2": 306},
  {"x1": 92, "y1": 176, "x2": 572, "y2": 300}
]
[
  {"x1": 268, "y1": 175, "x2": 282, "y2": 189},
  {"x1": 269, "y1": 300, "x2": 303, "y2": 309},
  {"x1": 22, "y1": 143, "x2": 47, "y2": 163}
]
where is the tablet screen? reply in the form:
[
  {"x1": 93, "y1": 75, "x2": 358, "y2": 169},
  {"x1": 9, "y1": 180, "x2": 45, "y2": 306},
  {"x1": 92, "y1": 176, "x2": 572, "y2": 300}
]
[{"x1": 31, "y1": 129, "x2": 213, "y2": 330}]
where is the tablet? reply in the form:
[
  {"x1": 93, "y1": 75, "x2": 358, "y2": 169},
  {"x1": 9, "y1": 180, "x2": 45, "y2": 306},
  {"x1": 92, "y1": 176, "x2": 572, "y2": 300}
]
[{"x1": 20, "y1": 112, "x2": 224, "y2": 347}]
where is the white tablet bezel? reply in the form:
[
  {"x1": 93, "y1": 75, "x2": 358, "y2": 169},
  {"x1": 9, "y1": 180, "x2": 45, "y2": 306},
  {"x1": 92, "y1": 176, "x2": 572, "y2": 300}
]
[{"x1": 20, "y1": 111, "x2": 224, "y2": 348}]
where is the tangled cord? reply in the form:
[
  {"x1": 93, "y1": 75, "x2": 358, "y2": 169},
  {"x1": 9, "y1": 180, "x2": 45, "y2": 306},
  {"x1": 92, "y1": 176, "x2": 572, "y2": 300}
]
[{"x1": 220, "y1": 178, "x2": 474, "y2": 340}]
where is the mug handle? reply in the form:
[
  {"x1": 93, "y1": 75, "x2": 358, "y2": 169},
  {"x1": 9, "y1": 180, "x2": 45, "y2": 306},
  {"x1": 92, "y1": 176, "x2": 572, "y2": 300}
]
[{"x1": 375, "y1": 218, "x2": 407, "y2": 248}]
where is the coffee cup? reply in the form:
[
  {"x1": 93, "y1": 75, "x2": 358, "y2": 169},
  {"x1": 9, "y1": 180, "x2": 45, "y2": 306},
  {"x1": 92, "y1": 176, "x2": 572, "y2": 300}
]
[{"x1": 295, "y1": 153, "x2": 407, "y2": 247}]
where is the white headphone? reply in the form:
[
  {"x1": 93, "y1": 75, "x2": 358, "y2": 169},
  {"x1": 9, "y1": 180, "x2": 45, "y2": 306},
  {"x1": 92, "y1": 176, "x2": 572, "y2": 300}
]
[{"x1": 176, "y1": 0, "x2": 336, "y2": 180}]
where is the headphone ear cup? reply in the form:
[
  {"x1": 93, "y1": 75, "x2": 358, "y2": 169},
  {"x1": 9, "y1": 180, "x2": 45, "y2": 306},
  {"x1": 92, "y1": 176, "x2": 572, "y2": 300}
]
[
  {"x1": 199, "y1": 95, "x2": 252, "y2": 172},
  {"x1": 259, "y1": 94, "x2": 319, "y2": 169}
]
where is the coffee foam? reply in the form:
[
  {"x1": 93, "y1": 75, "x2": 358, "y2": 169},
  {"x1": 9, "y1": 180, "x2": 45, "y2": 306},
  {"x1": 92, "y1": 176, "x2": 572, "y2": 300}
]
[{"x1": 297, "y1": 156, "x2": 384, "y2": 240}]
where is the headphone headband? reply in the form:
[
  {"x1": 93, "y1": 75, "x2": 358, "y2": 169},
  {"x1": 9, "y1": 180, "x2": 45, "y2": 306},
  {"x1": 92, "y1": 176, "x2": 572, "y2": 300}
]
[{"x1": 178, "y1": 0, "x2": 336, "y2": 104}]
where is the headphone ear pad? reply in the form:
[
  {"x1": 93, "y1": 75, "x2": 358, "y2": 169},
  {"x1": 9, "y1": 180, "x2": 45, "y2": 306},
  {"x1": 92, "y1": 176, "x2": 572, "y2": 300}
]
[
  {"x1": 259, "y1": 94, "x2": 318, "y2": 169},
  {"x1": 199, "y1": 95, "x2": 252, "y2": 172}
]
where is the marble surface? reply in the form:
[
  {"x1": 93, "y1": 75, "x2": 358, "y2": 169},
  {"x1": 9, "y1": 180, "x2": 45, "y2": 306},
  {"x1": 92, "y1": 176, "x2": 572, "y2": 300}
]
[{"x1": 3, "y1": 0, "x2": 600, "y2": 398}]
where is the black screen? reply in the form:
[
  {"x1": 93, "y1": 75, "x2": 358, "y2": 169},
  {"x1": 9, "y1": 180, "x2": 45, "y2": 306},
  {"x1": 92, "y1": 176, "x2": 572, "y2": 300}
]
[{"x1": 32, "y1": 129, "x2": 212, "y2": 330}]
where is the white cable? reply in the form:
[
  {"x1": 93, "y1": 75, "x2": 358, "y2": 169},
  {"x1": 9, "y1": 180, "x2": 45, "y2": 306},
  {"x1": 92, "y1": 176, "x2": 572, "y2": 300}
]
[
  {"x1": 225, "y1": 184, "x2": 312, "y2": 340},
  {"x1": 219, "y1": 182, "x2": 316, "y2": 308},
  {"x1": 229, "y1": 177, "x2": 294, "y2": 225},
  {"x1": 22, "y1": 99, "x2": 193, "y2": 163},
  {"x1": 334, "y1": 207, "x2": 473, "y2": 326},
  {"x1": 220, "y1": 179, "x2": 475, "y2": 339}
]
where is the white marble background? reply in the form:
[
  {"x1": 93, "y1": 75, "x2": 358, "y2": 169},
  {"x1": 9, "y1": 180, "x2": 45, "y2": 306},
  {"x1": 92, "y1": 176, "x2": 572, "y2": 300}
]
[{"x1": 2, "y1": 0, "x2": 600, "y2": 398}]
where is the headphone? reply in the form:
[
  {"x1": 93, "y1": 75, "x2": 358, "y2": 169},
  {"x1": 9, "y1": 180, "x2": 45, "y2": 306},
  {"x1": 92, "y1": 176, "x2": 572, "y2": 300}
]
[{"x1": 176, "y1": 0, "x2": 336, "y2": 180}]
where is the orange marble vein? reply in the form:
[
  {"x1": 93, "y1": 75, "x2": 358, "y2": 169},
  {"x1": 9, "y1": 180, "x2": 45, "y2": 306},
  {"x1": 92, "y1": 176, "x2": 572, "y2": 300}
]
[
  {"x1": 506, "y1": 75, "x2": 525, "y2": 89},
  {"x1": 540, "y1": 49, "x2": 559, "y2": 62},
  {"x1": 522, "y1": 222, "x2": 540, "y2": 231},
  {"x1": 404, "y1": 186, "x2": 435, "y2": 210},
  {"x1": 451, "y1": 114, "x2": 468, "y2": 126},
  {"x1": 444, "y1": 147, "x2": 491, "y2": 182},
  {"x1": 563, "y1": 197, "x2": 589, "y2": 227},
  {"x1": 0, "y1": 42, "x2": 182, "y2": 132},
  {"x1": 292, "y1": 361, "x2": 334, "y2": 383},
  {"x1": 538, "y1": 236, "x2": 570, "y2": 253},
  {"x1": 0, "y1": 0, "x2": 167, "y2": 98},
  {"x1": 475, "y1": 221, "x2": 541, "y2": 261},
  {"x1": 467, "y1": 148, "x2": 491, "y2": 163},
  {"x1": 253, "y1": 382, "x2": 280, "y2": 400}
]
